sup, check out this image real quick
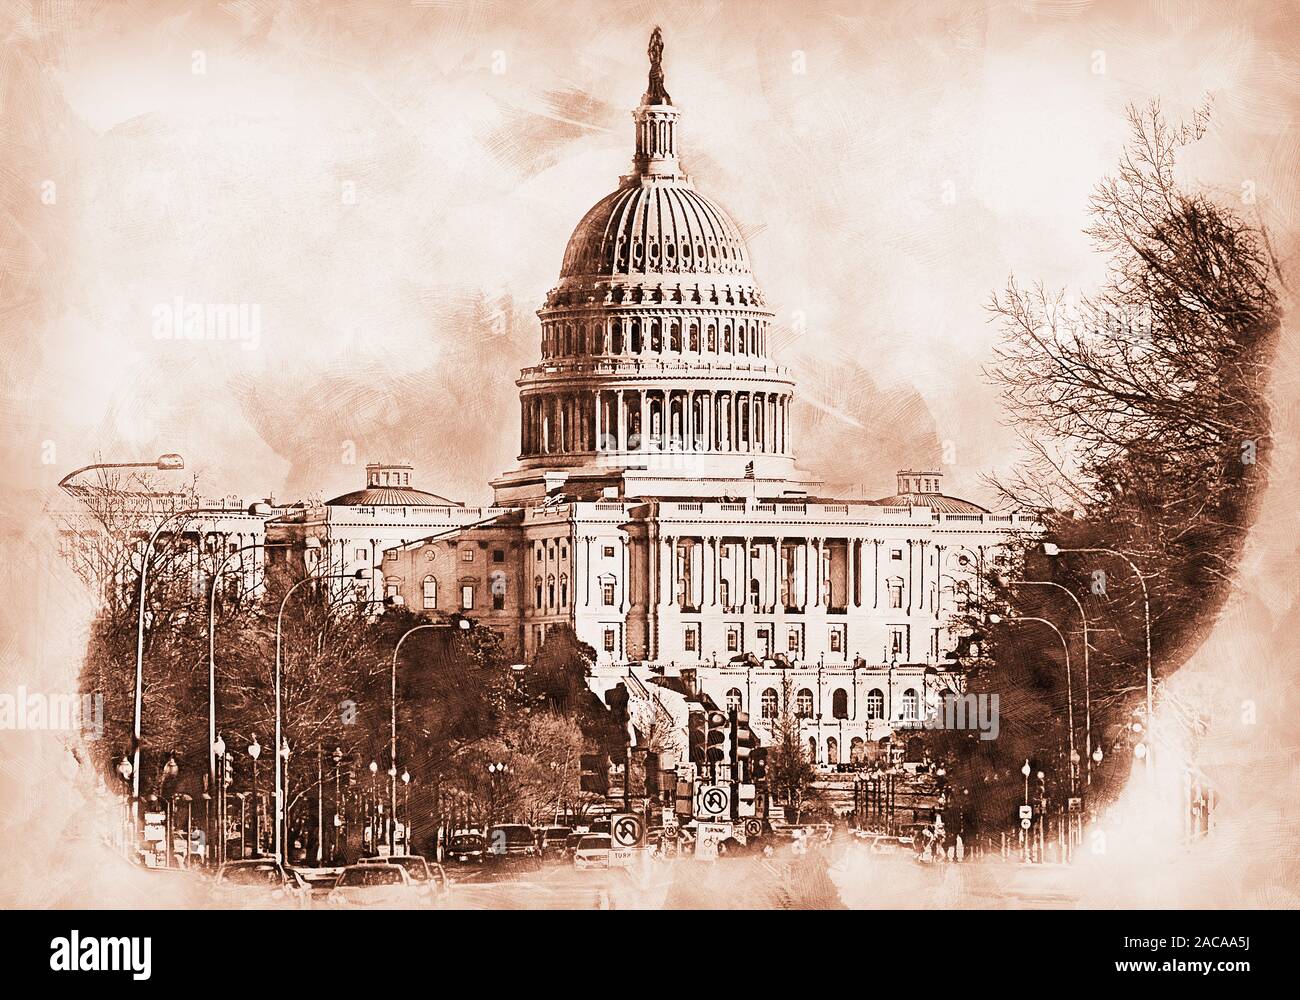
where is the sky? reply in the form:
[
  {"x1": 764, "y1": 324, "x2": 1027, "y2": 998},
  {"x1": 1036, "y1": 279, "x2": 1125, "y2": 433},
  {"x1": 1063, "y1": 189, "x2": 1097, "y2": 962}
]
[{"x1": 4, "y1": 0, "x2": 1297, "y2": 507}]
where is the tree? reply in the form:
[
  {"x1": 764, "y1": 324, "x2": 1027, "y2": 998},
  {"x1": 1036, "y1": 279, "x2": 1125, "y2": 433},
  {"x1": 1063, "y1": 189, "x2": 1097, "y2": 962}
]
[{"x1": 766, "y1": 676, "x2": 818, "y2": 822}]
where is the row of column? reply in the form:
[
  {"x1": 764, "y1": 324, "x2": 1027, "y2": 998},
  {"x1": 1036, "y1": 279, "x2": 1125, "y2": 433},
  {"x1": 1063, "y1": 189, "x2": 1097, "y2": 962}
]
[
  {"x1": 521, "y1": 388, "x2": 792, "y2": 456},
  {"x1": 657, "y1": 535, "x2": 856, "y2": 613},
  {"x1": 540, "y1": 314, "x2": 766, "y2": 360}
]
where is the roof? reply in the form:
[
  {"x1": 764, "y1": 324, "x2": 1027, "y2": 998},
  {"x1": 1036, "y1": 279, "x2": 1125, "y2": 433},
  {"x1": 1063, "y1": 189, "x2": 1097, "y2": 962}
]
[
  {"x1": 325, "y1": 486, "x2": 463, "y2": 507},
  {"x1": 869, "y1": 492, "x2": 991, "y2": 514}
]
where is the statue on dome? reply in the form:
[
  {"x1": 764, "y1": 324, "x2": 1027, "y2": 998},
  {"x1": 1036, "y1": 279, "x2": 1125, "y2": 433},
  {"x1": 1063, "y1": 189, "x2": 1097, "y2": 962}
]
[{"x1": 644, "y1": 26, "x2": 672, "y2": 105}]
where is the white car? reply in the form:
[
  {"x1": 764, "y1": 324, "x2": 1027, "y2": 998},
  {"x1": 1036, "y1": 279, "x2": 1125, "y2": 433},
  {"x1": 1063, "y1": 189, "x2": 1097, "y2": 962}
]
[
  {"x1": 358, "y1": 855, "x2": 448, "y2": 902},
  {"x1": 210, "y1": 859, "x2": 311, "y2": 909},
  {"x1": 327, "y1": 863, "x2": 413, "y2": 907},
  {"x1": 573, "y1": 833, "x2": 612, "y2": 870}
]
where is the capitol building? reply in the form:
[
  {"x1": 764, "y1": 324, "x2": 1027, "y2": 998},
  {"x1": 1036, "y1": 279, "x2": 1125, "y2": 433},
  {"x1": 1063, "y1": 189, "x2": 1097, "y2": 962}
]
[{"x1": 361, "y1": 31, "x2": 1037, "y2": 763}]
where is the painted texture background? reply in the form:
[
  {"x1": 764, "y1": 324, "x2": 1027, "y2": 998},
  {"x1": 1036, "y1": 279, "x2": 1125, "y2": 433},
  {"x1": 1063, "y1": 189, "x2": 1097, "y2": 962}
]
[{"x1": 1, "y1": 0, "x2": 1297, "y2": 905}]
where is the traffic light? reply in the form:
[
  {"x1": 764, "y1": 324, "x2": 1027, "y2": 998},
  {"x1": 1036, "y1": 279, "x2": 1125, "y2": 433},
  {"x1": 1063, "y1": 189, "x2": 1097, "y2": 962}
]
[
  {"x1": 733, "y1": 711, "x2": 757, "y2": 767},
  {"x1": 687, "y1": 711, "x2": 706, "y2": 766},
  {"x1": 705, "y1": 711, "x2": 731, "y2": 766},
  {"x1": 750, "y1": 746, "x2": 768, "y2": 782},
  {"x1": 580, "y1": 753, "x2": 609, "y2": 795},
  {"x1": 644, "y1": 752, "x2": 661, "y2": 797}
]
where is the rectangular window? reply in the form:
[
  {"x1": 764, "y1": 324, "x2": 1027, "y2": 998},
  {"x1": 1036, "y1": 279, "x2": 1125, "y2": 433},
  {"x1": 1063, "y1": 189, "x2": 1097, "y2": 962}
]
[
  {"x1": 461, "y1": 549, "x2": 474, "y2": 562},
  {"x1": 603, "y1": 629, "x2": 616, "y2": 653},
  {"x1": 602, "y1": 582, "x2": 616, "y2": 606},
  {"x1": 493, "y1": 592, "x2": 505, "y2": 611},
  {"x1": 890, "y1": 548, "x2": 902, "y2": 560},
  {"x1": 890, "y1": 627, "x2": 906, "y2": 657},
  {"x1": 492, "y1": 549, "x2": 505, "y2": 563},
  {"x1": 683, "y1": 626, "x2": 698, "y2": 653},
  {"x1": 787, "y1": 629, "x2": 800, "y2": 653},
  {"x1": 355, "y1": 549, "x2": 367, "y2": 562},
  {"x1": 829, "y1": 628, "x2": 843, "y2": 653},
  {"x1": 603, "y1": 545, "x2": 615, "y2": 558},
  {"x1": 889, "y1": 585, "x2": 903, "y2": 609},
  {"x1": 726, "y1": 626, "x2": 740, "y2": 652},
  {"x1": 461, "y1": 585, "x2": 474, "y2": 610}
]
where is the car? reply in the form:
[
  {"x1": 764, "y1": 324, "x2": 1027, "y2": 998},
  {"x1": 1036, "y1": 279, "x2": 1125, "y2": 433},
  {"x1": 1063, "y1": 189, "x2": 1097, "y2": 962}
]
[
  {"x1": 868, "y1": 835, "x2": 909, "y2": 856},
  {"x1": 563, "y1": 832, "x2": 586, "y2": 858},
  {"x1": 486, "y1": 823, "x2": 537, "y2": 859},
  {"x1": 327, "y1": 863, "x2": 414, "y2": 907},
  {"x1": 537, "y1": 826, "x2": 572, "y2": 861},
  {"x1": 358, "y1": 855, "x2": 448, "y2": 901},
  {"x1": 210, "y1": 859, "x2": 312, "y2": 909},
  {"x1": 446, "y1": 832, "x2": 485, "y2": 864},
  {"x1": 573, "y1": 833, "x2": 612, "y2": 870}
]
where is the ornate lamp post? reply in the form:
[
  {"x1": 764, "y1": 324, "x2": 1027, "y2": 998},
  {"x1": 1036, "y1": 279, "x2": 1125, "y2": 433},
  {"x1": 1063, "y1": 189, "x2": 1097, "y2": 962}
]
[{"x1": 212, "y1": 733, "x2": 227, "y2": 864}]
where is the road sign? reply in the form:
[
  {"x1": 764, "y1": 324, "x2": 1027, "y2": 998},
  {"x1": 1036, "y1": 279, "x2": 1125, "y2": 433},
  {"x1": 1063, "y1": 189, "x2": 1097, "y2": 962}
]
[
  {"x1": 1020, "y1": 818, "x2": 1032, "y2": 830},
  {"x1": 612, "y1": 812, "x2": 645, "y2": 849},
  {"x1": 1018, "y1": 805, "x2": 1033, "y2": 820},
  {"x1": 695, "y1": 822, "x2": 731, "y2": 861},
  {"x1": 1067, "y1": 797, "x2": 1082, "y2": 812},
  {"x1": 697, "y1": 784, "x2": 730, "y2": 818},
  {"x1": 744, "y1": 818, "x2": 763, "y2": 839}
]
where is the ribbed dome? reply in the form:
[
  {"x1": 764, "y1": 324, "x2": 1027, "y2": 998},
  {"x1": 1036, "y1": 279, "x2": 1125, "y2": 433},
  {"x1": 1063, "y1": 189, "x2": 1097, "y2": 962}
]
[{"x1": 560, "y1": 180, "x2": 753, "y2": 280}]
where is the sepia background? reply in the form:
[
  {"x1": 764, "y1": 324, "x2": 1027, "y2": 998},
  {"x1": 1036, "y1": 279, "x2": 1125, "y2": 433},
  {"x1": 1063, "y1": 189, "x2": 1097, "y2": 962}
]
[{"x1": 1, "y1": 0, "x2": 1297, "y2": 905}]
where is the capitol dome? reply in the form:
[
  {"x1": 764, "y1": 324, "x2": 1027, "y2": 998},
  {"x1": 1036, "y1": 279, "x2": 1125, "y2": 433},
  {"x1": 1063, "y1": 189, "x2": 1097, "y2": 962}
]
[{"x1": 492, "y1": 28, "x2": 819, "y2": 506}]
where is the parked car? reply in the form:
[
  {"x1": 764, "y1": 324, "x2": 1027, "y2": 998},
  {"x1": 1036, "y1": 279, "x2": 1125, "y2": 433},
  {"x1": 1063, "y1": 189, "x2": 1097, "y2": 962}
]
[
  {"x1": 327, "y1": 863, "x2": 413, "y2": 907},
  {"x1": 209, "y1": 859, "x2": 312, "y2": 909},
  {"x1": 537, "y1": 826, "x2": 572, "y2": 860},
  {"x1": 573, "y1": 833, "x2": 612, "y2": 870},
  {"x1": 487, "y1": 823, "x2": 537, "y2": 859},
  {"x1": 446, "y1": 832, "x2": 485, "y2": 864}
]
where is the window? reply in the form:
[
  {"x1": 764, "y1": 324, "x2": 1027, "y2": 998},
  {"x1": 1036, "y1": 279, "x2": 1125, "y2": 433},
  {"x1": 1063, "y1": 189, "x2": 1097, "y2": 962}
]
[
  {"x1": 890, "y1": 627, "x2": 906, "y2": 657},
  {"x1": 866, "y1": 689, "x2": 884, "y2": 720},
  {"x1": 547, "y1": 575, "x2": 555, "y2": 608},
  {"x1": 726, "y1": 625, "x2": 740, "y2": 652},
  {"x1": 383, "y1": 577, "x2": 399, "y2": 599},
  {"x1": 725, "y1": 688, "x2": 742, "y2": 712},
  {"x1": 534, "y1": 576, "x2": 543, "y2": 608},
  {"x1": 355, "y1": 549, "x2": 367, "y2": 562},
  {"x1": 832, "y1": 688, "x2": 848, "y2": 720},
  {"x1": 829, "y1": 627, "x2": 843, "y2": 653},
  {"x1": 560, "y1": 545, "x2": 567, "y2": 560},
  {"x1": 683, "y1": 625, "x2": 698, "y2": 652},
  {"x1": 787, "y1": 629, "x2": 800, "y2": 653},
  {"x1": 888, "y1": 582, "x2": 904, "y2": 609},
  {"x1": 719, "y1": 580, "x2": 731, "y2": 609},
  {"x1": 795, "y1": 688, "x2": 813, "y2": 718},
  {"x1": 603, "y1": 629, "x2": 616, "y2": 653},
  {"x1": 460, "y1": 585, "x2": 474, "y2": 610},
  {"x1": 422, "y1": 576, "x2": 437, "y2": 610},
  {"x1": 603, "y1": 545, "x2": 615, "y2": 558},
  {"x1": 901, "y1": 688, "x2": 918, "y2": 720},
  {"x1": 890, "y1": 548, "x2": 902, "y2": 560},
  {"x1": 602, "y1": 581, "x2": 616, "y2": 606},
  {"x1": 461, "y1": 548, "x2": 474, "y2": 562},
  {"x1": 492, "y1": 549, "x2": 505, "y2": 563},
  {"x1": 559, "y1": 573, "x2": 568, "y2": 608},
  {"x1": 761, "y1": 688, "x2": 778, "y2": 719},
  {"x1": 493, "y1": 590, "x2": 505, "y2": 611}
]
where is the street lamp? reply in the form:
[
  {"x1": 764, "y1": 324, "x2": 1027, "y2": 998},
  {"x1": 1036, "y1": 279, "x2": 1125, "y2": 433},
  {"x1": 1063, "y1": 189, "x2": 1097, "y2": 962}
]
[
  {"x1": 1042, "y1": 542, "x2": 1152, "y2": 775},
  {"x1": 212, "y1": 733, "x2": 227, "y2": 864},
  {"x1": 116, "y1": 755, "x2": 134, "y2": 854},
  {"x1": 248, "y1": 736, "x2": 262, "y2": 856},
  {"x1": 389, "y1": 618, "x2": 471, "y2": 855},
  {"x1": 369, "y1": 760, "x2": 379, "y2": 853},
  {"x1": 401, "y1": 770, "x2": 411, "y2": 852},
  {"x1": 331, "y1": 747, "x2": 344, "y2": 862},
  {"x1": 161, "y1": 756, "x2": 179, "y2": 867},
  {"x1": 279, "y1": 740, "x2": 292, "y2": 861},
  {"x1": 57, "y1": 453, "x2": 185, "y2": 490}
]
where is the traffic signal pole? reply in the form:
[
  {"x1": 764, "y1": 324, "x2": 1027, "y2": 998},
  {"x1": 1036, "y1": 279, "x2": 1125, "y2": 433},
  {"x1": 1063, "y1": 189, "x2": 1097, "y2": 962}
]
[{"x1": 729, "y1": 709, "x2": 740, "y2": 823}]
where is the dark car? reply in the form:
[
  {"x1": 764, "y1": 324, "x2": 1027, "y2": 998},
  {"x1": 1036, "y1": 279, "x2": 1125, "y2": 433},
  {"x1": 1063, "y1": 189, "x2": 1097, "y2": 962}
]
[
  {"x1": 487, "y1": 824, "x2": 537, "y2": 859},
  {"x1": 446, "y1": 833, "x2": 485, "y2": 865}
]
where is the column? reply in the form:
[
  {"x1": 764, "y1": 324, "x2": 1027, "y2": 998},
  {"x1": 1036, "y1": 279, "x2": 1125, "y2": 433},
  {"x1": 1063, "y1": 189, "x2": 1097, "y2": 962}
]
[
  {"x1": 616, "y1": 389, "x2": 626, "y2": 452},
  {"x1": 639, "y1": 391, "x2": 649, "y2": 451},
  {"x1": 775, "y1": 535, "x2": 785, "y2": 609},
  {"x1": 742, "y1": 536, "x2": 752, "y2": 610},
  {"x1": 707, "y1": 537, "x2": 718, "y2": 606},
  {"x1": 704, "y1": 391, "x2": 713, "y2": 452},
  {"x1": 814, "y1": 537, "x2": 824, "y2": 607},
  {"x1": 848, "y1": 538, "x2": 858, "y2": 608},
  {"x1": 593, "y1": 391, "x2": 602, "y2": 452},
  {"x1": 685, "y1": 390, "x2": 694, "y2": 451}
]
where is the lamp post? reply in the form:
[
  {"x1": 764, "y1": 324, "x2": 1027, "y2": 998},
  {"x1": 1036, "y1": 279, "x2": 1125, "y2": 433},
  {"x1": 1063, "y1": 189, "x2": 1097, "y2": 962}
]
[
  {"x1": 332, "y1": 747, "x2": 344, "y2": 862},
  {"x1": 212, "y1": 733, "x2": 227, "y2": 864},
  {"x1": 248, "y1": 736, "x2": 262, "y2": 856},
  {"x1": 1042, "y1": 543, "x2": 1152, "y2": 775},
  {"x1": 369, "y1": 760, "x2": 379, "y2": 852},
  {"x1": 273, "y1": 567, "x2": 365, "y2": 862},
  {"x1": 1021, "y1": 759, "x2": 1031, "y2": 863},
  {"x1": 389, "y1": 619, "x2": 471, "y2": 855},
  {"x1": 1006, "y1": 579, "x2": 1093, "y2": 788},
  {"x1": 280, "y1": 739, "x2": 292, "y2": 862},
  {"x1": 161, "y1": 755, "x2": 178, "y2": 867},
  {"x1": 989, "y1": 613, "x2": 1076, "y2": 800},
  {"x1": 116, "y1": 755, "x2": 134, "y2": 855},
  {"x1": 131, "y1": 502, "x2": 254, "y2": 810},
  {"x1": 401, "y1": 770, "x2": 411, "y2": 853}
]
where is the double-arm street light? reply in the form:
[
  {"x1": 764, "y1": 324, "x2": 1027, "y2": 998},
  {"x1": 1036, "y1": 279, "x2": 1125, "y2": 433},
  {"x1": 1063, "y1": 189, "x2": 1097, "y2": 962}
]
[
  {"x1": 1042, "y1": 542, "x2": 1152, "y2": 774},
  {"x1": 388, "y1": 620, "x2": 471, "y2": 855}
]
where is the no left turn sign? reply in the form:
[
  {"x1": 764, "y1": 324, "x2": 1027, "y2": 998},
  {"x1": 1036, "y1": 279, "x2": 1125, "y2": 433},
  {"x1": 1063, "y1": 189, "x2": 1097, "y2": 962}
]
[{"x1": 612, "y1": 812, "x2": 645, "y2": 848}]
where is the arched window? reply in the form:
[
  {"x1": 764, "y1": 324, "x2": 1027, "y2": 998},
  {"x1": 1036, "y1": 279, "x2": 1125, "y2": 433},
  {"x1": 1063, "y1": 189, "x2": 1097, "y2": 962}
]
[
  {"x1": 826, "y1": 736, "x2": 838, "y2": 765},
  {"x1": 547, "y1": 574, "x2": 556, "y2": 608},
  {"x1": 669, "y1": 322, "x2": 681, "y2": 352},
  {"x1": 866, "y1": 688, "x2": 884, "y2": 720},
  {"x1": 559, "y1": 573, "x2": 568, "y2": 608},
  {"x1": 761, "y1": 688, "x2": 778, "y2": 719},
  {"x1": 807, "y1": 736, "x2": 817, "y2": 761},
  {"x1": 725, "y1": 688, "x2": 742, "y2": 712},
  {"x1": 796, "y1": 688, "x2": 813, "y2": 718},
  {"x1": 534, "y1": 576, "x2": 543, "y2": 609},
  {"x1": 901, "y1": 688, "x2": 918, "y2": 720},
  {"x1": 850, "y1": 737, "x2": 866, "y2": 764},
  {"x1": 832, "y1": 688, "x2": 848, "y2": 720},
  {"x1": 422, "y1": 576, "x2": 437, "y2": 610}
]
